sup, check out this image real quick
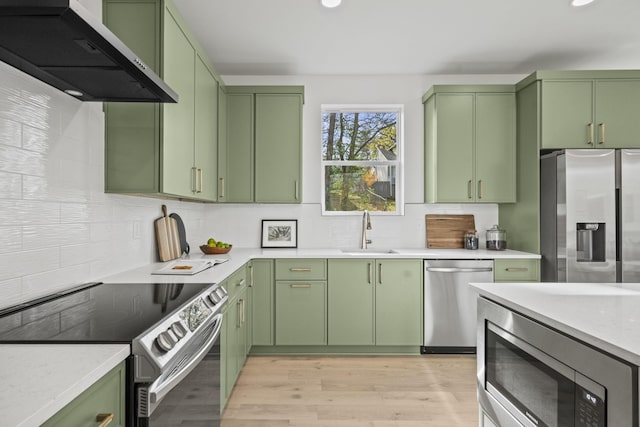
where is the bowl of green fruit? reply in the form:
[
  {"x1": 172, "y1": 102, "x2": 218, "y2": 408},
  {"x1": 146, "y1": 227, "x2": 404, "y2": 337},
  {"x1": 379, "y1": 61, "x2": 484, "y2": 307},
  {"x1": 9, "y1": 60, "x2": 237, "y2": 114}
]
[{"x1": 200, "y1": 238, "x2": 232, "y2": 254}]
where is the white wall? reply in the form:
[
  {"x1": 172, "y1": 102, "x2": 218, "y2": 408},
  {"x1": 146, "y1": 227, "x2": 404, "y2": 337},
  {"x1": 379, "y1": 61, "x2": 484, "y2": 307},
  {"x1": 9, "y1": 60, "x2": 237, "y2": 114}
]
[{"x1": 211, "y1": 74, "x2": 524, "y2": 249}]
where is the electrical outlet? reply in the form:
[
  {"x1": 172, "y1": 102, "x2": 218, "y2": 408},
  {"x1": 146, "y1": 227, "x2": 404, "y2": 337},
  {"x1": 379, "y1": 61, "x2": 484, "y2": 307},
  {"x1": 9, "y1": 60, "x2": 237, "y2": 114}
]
[{"x1": 133, "y1": 221, "x2": 141, "y2": 239}]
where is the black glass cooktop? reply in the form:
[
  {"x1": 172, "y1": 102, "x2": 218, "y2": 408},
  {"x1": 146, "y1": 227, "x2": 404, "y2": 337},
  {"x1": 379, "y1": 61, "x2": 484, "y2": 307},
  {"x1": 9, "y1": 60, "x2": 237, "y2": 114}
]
[{"x1": 0, "y1": 282, "x2": 214, "y2": 343}]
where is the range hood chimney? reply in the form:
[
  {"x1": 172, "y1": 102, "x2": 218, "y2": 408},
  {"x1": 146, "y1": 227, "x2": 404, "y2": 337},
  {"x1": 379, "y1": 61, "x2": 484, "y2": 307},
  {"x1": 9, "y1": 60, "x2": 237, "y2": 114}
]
[{"x1": 0, "y1": 0, "x2": 178, "y2": 103}]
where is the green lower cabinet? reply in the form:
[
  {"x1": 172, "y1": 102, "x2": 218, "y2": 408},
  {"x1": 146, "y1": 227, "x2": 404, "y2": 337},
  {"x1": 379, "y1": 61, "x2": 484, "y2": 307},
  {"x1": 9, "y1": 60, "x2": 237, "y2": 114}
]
[
  {"x1": 327, "y1": 259, "x2": 422, "y2": 346},
  {"x1": 374, "y1": 259, "x2": 422, "y2": 345},
  {"x1": 251, "y1": 259, "x2": 275, "y2": 346},
  {"x1": 328, "y1": 259, "x2": 375, "y2": 345},
  {"x1": 494, "y1": 259, "x2": 540, "y2": 282},
  {"x1": 42, "y1": 361, "x2": 126, "y2": 427},
  {"x1": 275, "y1": 281, "x2": 327, "y2": 345},
  {"x1": 221, "y1": 272, "x2": 249, "y2": 411}
]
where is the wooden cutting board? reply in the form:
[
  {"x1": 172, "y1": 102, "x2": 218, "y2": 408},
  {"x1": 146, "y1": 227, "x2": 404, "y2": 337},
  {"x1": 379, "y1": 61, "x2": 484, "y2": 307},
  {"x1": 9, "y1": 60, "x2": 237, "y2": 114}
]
[
  {"x1": 155, "y1": 205, "x2": 181, "y2": 261},
  {"x1": 425, "y1": 214, "x2": 476, "y2": 249}
]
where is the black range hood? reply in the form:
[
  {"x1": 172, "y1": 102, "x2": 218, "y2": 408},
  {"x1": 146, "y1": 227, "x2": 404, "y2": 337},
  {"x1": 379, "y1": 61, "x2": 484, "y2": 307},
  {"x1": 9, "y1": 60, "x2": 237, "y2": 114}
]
[{"x1": 0, "y1": 0, "x2": 178, "y2": 103}]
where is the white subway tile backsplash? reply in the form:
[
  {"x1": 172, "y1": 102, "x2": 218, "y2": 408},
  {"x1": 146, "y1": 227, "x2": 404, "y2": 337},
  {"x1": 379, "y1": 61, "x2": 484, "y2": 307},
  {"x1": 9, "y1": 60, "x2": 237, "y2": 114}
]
[
  {"x1": 0, "y1": 226, "x2": 22, "y2": 254},
  {"x1": 23, "y1": 223, "x2": 90, "y2": 250},
  {"x1": 0, "y1": 200, "x2": 60, "y2": 226},
  {"x1": 0, "y1": 117, "x2": 21, "y2": 148},
  {"x1": 0, "y1": 248, "x2": 60, "y2": 282},
  {"x1": 0, "y1": 144, "x2": 47, "y2": 176},
  {"x1": 0, "y1": 171, "x2": 22, "y2": 199}
]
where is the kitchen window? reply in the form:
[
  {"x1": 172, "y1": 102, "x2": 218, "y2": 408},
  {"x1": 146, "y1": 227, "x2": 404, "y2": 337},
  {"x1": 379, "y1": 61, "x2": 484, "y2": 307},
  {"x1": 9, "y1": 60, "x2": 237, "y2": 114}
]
[{"x1": 321, "y1": 105, "x2": 403, "y2": 215}]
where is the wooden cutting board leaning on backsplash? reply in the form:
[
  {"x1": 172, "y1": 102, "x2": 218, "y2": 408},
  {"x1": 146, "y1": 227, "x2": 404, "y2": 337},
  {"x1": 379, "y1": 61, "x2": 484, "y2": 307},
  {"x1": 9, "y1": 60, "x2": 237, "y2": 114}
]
[{"x1": 425, "y1": 214, "x2": 476, "y2": 248}]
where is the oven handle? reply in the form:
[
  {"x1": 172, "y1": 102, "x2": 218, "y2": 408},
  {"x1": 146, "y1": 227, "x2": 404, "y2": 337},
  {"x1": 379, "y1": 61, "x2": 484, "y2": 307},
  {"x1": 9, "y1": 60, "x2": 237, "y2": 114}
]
[{"x1": 147, "y1": 313, "x2": 223, "y2": 408}]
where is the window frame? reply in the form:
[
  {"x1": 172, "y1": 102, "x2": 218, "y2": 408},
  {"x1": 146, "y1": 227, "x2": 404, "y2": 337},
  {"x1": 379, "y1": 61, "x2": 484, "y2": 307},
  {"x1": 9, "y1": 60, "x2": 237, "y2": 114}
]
[{"x1": 320, "y1": 104, "x2": 404, "y2": 216}]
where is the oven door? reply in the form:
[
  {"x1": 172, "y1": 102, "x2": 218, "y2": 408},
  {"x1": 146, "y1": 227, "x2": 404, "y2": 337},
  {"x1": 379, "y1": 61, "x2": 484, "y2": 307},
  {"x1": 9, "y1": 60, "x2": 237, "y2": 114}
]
[
  {"x1": 136, "y1": 313, "x2": 223, "y2": 427},
  {"x1": 477, "y1": 297, "x2": 636, "y2": 427}
]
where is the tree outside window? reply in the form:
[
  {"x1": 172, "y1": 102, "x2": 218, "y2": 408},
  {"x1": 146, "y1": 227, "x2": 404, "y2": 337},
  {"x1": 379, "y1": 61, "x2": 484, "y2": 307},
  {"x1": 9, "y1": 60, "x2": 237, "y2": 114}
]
[{"x1": 321, "y1": 106, "x2": 402, "y2": 214}]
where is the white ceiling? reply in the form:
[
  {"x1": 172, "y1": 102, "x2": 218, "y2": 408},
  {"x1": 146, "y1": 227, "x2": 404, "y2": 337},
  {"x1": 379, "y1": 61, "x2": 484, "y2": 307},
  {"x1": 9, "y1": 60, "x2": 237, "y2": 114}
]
[{"x1": 172, "y1": 0, "x2": 640, "y2": 76}]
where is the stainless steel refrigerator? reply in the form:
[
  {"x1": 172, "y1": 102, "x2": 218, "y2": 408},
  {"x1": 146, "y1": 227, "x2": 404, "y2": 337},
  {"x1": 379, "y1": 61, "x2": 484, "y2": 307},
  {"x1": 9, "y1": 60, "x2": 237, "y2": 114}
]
[{"x1": 541, "y1": 149, "x2": 640, "y2": 283}]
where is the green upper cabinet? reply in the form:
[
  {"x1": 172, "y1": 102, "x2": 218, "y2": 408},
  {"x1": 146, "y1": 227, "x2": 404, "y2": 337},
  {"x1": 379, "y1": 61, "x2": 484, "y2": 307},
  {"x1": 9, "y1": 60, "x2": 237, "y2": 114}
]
[
  {"x1": 540, "y1": 75, "x2": 640, "y2": 149},
  {"x1": 255, "y1": 94, "x2": 302, "y2": 202},
  {"x1": 218, "y1": 86, "x2": 304, "y2": 203},
  {"x1": 423, "y1": 85, "x2": 516, "y2": 203},
  {"x1": 220, "y1": 92, "x2": 254, "y2": 202},
  {"x1": 103, "y1": 0, "x2": 221, "y2": 202},
  {"x1": 327, "y1": 258, "x2": 422, "y2": 346}
]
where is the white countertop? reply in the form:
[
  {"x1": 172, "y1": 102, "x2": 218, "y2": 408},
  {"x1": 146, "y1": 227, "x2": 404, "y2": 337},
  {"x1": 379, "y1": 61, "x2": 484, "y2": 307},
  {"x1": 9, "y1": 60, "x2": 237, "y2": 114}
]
[
  {"x1": 0, "y1": 344, "x2": 129, "y2": 427},
  {"x1": 100, "y1": 247, "x2": 540, "y2": 284},
  {"x1": 470, "y1": 281, "x2": 640, "y2": 366}
]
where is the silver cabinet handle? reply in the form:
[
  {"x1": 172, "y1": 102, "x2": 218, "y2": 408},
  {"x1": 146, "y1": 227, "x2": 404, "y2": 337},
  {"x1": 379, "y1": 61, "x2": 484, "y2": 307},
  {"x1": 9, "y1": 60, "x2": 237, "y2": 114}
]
[
  {"x1": 588, "y1": 122, "x2": 594, "y2": 145},
  {"x1": 378, "y1": 263, "x2": 383, "y2": 284},
  {"x1": 240, "y1": 299, "x2": 245, "y2": 325},
  {"x1": 290, "y1": 268, "x2": 311, "y2": 272},
  {"x1": 426, "y1": 267, "x2": 493, "y2": 273},
  {"x1": 191, "y1": 167, "x2": 198, "y2": 193},
  {"x1": 295, "y1": 180, "x2": 299, "y2": 200},
  {"x1": 290, "y1": 283, "x2": 311, "y2": 288},
  {"x1": 505, "y1": 267, "x2": 529, "y2": 272},
  {"x1": 219, "y1": 177, "x2": 225, "y2": 198},
  {"x1": 467, "y1": 180, "x2": 473, "y2": 199},
  {"x1": 249, "y1": 265, "x2": 254, "y2": 287},
  {"x1": 237, "y1": 278, "x2": 246, "y2": 287},
  {"x1": 599, "y1": 122, "x2": 605, "y2": 145},
  {"x1": 368, "y1": 262, "x2": 372, "y2": 284},
  {"x1": 198, "y1": 168, "x2": 203, "y2": 193},
  {"x1": 478, "y1": 180, "x2": 483, "y2": 200}
]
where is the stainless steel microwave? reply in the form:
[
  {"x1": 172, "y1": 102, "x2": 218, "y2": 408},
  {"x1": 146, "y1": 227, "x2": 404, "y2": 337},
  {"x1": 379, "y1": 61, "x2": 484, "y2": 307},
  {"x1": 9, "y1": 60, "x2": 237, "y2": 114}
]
[{"x1": 477, "y1": 297, "x2": 637, "y2": 427}]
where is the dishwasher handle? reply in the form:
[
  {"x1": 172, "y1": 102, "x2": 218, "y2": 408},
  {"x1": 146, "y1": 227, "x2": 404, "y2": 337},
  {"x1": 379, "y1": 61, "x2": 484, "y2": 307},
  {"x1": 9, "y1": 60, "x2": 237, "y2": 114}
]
[{"x1": 425, "y1": 267, "x2": 493, "y2": 273}]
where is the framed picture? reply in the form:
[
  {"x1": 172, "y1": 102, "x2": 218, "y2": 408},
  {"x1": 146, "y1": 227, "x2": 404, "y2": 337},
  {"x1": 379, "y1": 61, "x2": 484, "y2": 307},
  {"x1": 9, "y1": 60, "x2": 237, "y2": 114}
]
[{"x1": 261, "y1": 219, "x2": 298, "y2": 248}]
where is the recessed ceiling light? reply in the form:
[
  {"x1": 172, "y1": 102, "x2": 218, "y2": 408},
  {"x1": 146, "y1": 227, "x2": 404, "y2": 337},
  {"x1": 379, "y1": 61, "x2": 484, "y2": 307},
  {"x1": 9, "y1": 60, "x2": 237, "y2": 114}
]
[
  {"x1": 321, "y1": 0, "x2": 342, "y2": 8},
  {"x1": 571, "y1": 0, "x2": 595, "y2": 6},
  {"x1": 64, "y1": 89, "x2": 84, "y2": 97}
]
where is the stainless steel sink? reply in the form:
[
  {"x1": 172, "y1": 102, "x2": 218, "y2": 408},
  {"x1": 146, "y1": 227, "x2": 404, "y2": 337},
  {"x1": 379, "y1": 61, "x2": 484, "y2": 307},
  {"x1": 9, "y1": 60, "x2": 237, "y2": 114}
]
[{"x1": 340, "y1": 248, "x2": 397, "y2": 255}]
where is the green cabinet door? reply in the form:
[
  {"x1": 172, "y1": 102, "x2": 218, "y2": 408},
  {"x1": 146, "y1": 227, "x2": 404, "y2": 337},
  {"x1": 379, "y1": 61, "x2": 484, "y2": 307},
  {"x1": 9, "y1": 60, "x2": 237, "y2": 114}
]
[
  {"x1": 238, "y1": 285, "x2": 249, "y2": 360},
  {"x1": 275, "y1": 281, "x2": 327, "y2": 345},
  {"x1": 328, "y1": 259, "x2": 375, "y2": 345},
  {"x1": 595, "y1": 80, "x2": 640, "y2": 148},
  {"x1": 222, "y1": 93, "x2": 254, "y2": 202},
  {"x1": 251, "y1": 259, "x2": 275, "y2": 346},
  {"x1": 103, "y1": 0, "x2": 160, "y2": 194},
  {"x1": 161, "y1": 7, "x2": 195, "y2": 198},
  {"x1": 42, "y1": 361, "x2": 126, "y2": 427},
  {"x1": 194, "y1": 54, "x2": 218, "y2": 201},
  {"x1": 224, "y1": 295, "x2": 240, "y2": 395},
  {"x1": 475, "y1": 93, "x2": 516, "y2": 202},
  {"x1": 541, "y1": 80, "x2": 594, "y2": 149},
  {"x1": 375, "y1": 259, "x2": 422, "y2": 346},
  {"x1": 254, "y1": 94, "x2": 302, "y2": 203},
  {"x1": 432, "y1": 93, "x2": 475, "y2": 202}
]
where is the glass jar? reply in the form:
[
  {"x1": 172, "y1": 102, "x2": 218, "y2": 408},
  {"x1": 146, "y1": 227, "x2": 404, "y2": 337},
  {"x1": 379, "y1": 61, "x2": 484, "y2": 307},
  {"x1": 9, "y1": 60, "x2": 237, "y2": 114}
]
[
  {"x1": 464, "y1": 230, "x2": 479, "y2": 250},
  {"x1": 486, "y1": 225, "x2": 507, "y2": 250}
]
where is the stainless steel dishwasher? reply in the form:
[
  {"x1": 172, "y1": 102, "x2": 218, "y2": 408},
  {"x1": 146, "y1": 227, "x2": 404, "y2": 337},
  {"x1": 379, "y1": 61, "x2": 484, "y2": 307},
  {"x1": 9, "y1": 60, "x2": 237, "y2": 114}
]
[{"x1": 422, "y1": 259, "x2": 493, "y2": 354}]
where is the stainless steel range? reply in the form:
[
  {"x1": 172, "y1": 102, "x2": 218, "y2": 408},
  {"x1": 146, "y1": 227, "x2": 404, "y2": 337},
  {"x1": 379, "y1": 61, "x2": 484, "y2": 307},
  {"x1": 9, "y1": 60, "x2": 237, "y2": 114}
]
[{"x1": 0, "y1": 281, "x2": 228, "y2": 427}]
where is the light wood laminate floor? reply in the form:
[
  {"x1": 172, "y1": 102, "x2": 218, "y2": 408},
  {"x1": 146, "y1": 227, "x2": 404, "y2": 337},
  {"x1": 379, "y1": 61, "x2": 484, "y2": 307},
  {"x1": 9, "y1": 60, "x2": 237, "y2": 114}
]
[{"x1": 222, "y1": 355, "x2": 478, "y2": 427}]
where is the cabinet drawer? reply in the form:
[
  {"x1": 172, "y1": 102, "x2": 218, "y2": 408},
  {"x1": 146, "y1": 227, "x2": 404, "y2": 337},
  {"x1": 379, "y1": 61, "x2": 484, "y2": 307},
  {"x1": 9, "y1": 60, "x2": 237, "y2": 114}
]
[
  {"x1": 225, "y1": 265, "x2": 248, "y2": 300},
  {"x1": 42, "y1": 361, "x2": 126, "y2": 427},
  {"x1": 494, "y1": 259, "x2": 540, "y2": 282},
  {"x1": 275, "y1": 259, "x2": 327, "y2": 281}
]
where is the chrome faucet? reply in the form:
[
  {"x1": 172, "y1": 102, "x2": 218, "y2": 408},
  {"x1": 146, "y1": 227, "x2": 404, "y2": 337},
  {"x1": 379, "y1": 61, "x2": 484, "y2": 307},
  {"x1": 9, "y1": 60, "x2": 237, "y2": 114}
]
[{"x1": 361, "y1": 210, "x2": 372, "y2": 249}]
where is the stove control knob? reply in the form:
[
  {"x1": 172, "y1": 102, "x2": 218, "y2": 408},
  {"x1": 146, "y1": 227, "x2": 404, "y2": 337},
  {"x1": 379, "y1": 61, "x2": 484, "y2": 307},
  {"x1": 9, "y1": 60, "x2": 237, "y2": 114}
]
[
  {"x1": 171, "y1": 322, "x2": 187, "y2": 339},
  {"x1": 156, "y1": 331, "x2": 176, "y2": 352},
  {"x1": 208, "y1": 291, "x2": 220, "y2": 305}
]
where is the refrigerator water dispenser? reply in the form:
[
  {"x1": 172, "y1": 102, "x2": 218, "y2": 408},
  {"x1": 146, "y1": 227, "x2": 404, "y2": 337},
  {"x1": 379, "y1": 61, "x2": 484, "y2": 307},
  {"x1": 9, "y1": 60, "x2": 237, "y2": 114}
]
[{"x1": 576, "y1": 223, "x2": 606, "y2": 262}]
